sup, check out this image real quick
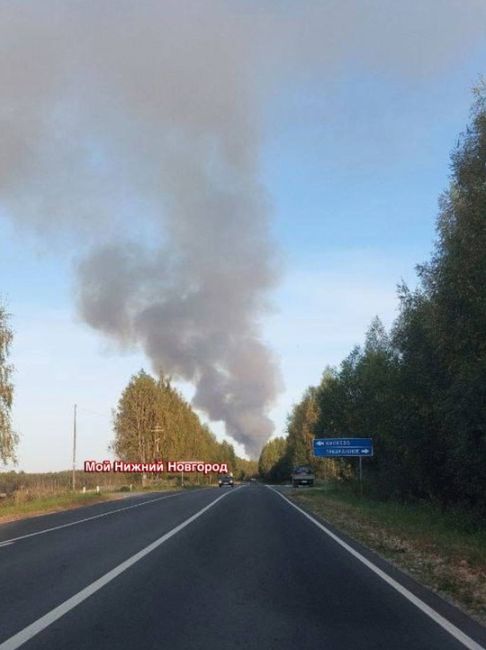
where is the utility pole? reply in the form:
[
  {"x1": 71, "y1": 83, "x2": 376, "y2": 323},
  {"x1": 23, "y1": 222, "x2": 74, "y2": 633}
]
[
  {"x1": 151, "y1": 425, "x2": 164, "y2": 458},
  {"x1": 72, "y1": 403, "x2": 77, "y2": 491}
]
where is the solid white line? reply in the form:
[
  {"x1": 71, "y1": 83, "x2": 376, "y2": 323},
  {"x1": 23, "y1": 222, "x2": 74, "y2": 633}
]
[
  {"x1": 0, "y1": 489, "x2": 236, "y2": 650},
  {"x1": 268, "y1": 487, "x2": 485, "y2": 650},
  {"x1": 0, "y1": 491, "x2": 191, "y2": 545},
  {"x1": 0, "y1": 541, "x2": 14, "y2": 548}
]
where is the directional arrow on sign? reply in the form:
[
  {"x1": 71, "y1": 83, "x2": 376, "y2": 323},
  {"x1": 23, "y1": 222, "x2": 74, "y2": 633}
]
[{"x1": 313, "y1": 438, "x2": 373, "y2": 457}]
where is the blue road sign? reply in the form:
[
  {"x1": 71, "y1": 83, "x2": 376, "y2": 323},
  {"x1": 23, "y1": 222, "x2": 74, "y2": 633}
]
[{"x1": 313, "y1": 438, "x2": 373, "y2": 458}]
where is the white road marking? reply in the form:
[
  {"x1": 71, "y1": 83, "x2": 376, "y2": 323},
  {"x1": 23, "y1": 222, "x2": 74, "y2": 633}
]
[
  {"x1": 269, "y1": 486, "x2": 484, "y2": 650},
  {"x1": 0, "y1": 491, "x2": 193, "y2": 545},
  {"x1": 0, "y1": 488, "x2": 238, "y2": 650},
  {"x1": 0, "y1": 541, "x2": 14, "y2": 548}
]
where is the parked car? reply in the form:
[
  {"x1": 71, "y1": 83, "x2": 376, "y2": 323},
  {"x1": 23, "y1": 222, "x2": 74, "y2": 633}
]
[{"x1": 291, "y1": 465, "x2": 314, "y2": 488}]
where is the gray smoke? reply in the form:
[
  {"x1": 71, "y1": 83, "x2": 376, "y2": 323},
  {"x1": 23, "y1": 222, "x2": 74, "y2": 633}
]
[{"x1": 1, "y1": 1, "x2": 485, "y2": 456}]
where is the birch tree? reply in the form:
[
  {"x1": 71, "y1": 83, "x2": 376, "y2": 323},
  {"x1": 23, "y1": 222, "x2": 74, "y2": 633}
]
[{"x1": 0, "y1": 305, "x2": 17, "y2": 463}]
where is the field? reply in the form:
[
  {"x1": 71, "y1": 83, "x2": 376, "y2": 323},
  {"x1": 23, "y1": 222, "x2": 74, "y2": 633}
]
[{"x1": 0, "y1": 470, "x2": 198, "y2": 523}]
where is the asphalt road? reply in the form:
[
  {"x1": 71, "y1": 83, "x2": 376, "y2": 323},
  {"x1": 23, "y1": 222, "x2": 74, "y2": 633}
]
[{"x1": 0, "y1": 484, "x2": 484, "y2": 650}]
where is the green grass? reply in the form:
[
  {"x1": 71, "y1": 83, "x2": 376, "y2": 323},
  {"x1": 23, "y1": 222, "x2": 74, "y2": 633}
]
[
  {"x1": 0, "y1": 492, "x2": 113, "y2": 521},
  {"x1": 291, "y1": 483, "x2": 486, "y2": 623},
  {"x1": 306, "y1": 485, "x2": 485, "y2": 560},
  {"x1": 0, "y1": 482, "x2": 210, "y2": 522}
]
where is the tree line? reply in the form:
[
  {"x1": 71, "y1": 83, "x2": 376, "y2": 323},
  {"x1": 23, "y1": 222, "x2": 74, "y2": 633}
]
[
  {"x1": 113, "y1": 369, "x2": 257, "y2": 480},
  {"x1": 259, "y1": 87, "x2": 486, "y2": 516},
  {"x1": 0, "y1": 323, "x2": 257, "y2": 480}
]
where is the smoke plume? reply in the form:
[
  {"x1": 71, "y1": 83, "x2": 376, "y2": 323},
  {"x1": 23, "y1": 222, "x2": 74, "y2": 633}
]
[{"x1": 1, "y1": 1, "x2": 485, "y2": 456}]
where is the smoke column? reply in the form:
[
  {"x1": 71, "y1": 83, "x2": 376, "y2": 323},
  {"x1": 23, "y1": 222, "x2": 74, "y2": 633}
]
[
  {"x1": 1, "y1": 1, "x2": 485, "y2": 455},
  {"x1": 0, "y1": 0, "x2": 283, "y2": 457}
]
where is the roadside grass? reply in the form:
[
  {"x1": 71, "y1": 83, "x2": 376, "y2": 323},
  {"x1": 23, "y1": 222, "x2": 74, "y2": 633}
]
[
  {"x1": 0, "y1": 492, "x2": 115, "y2": 523},
  {"x1": 290, "y1": 483, "x2": 486, "y2": 624},
  {"x1": 0, "y1": 481, "x2": 211, "y2": 524}
]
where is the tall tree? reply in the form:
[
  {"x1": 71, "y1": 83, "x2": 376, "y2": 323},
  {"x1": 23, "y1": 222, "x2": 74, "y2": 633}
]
[
  {"x1": 0, "y1": 305, "x2": 17, "y2": 464},
  {"x1": 258, "y1": 436, "x2": 287, "y2": 481},
  {"x1": 258, "y1": 438, "x2": 287, "y2": 478},
  {"x1": 413, "y1": 85, "x2": 486, "y2": 508},
  {"x1": 112, "y1": 370, "x2": 161, "y2": 462},
  {"x1": 285, "y1": 388, "x2": 319, "y2": 467},
  {"x1": 112, "y1": 369, "x2": 244, "y2": 477}
]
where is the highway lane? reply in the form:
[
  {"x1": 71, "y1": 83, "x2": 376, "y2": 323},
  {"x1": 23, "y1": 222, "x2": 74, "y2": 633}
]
[
  {"x1": 0, "y1": 484, "x2": 484, "y2": 649},
  {"x1": 0, "y1": 487, "x2": 221, "y2": 641}
]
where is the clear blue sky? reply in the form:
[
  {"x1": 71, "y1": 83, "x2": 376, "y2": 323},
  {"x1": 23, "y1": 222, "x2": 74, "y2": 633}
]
[{"x1": 1, "y1": 3, "x2": 485, "y2": 470}]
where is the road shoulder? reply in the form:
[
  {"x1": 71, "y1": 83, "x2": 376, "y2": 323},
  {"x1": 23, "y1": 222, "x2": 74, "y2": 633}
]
[{"x1": 271, "y1": 485, "x2": 486, "y2": 649}]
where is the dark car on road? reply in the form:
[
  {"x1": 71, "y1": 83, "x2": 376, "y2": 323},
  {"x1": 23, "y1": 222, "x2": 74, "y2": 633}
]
[{"x1": 218, "y1": 474, "x2": 234, "y2": 488}]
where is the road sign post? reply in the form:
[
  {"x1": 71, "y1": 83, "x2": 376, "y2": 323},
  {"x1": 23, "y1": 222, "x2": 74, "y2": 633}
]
[
  {"x1": 313, "y1": 438, "x2": 373, "y2": 495},
  {"x1": 359, "y1": 456, "x2": 363, "y2": 495}
]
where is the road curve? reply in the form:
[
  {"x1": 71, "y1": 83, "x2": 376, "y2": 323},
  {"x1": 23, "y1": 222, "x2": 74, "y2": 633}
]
[{"x1": 0, "y1": 484, "x2": 484, "y2": 649}]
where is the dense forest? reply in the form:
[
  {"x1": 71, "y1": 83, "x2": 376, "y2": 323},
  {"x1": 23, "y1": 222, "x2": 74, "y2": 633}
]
[{"x1": 259, "y1": 88, "x2": 486, "y2": 516}]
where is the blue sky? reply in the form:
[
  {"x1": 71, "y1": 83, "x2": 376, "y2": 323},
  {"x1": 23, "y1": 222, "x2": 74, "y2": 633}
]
[{"x1": 1, "y1": 4, "x2": 485, "y2": 470}]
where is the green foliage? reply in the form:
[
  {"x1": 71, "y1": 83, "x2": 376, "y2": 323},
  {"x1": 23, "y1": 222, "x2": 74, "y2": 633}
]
[
  {"x1": 401, "y1": 85, "x2": 486, "y2": 510},
  {"x1": 258, "y1": 437, "x2": 287, "y2": 481},
  {"x1": 233, "y1": 457, "x2": 258, "y2": 481},
  {"x1": 0, "y1": 305, "x2": 17, "y2": 464},
  {"x1": 276, "y1": 87, "x2": 486, "y2": 513},
  {"x1": 286, "y1": 388, "x2": 318, "y2": 466},
  {"x1": 112, "y1": 369, "x2": 241, "y2": 472}
]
